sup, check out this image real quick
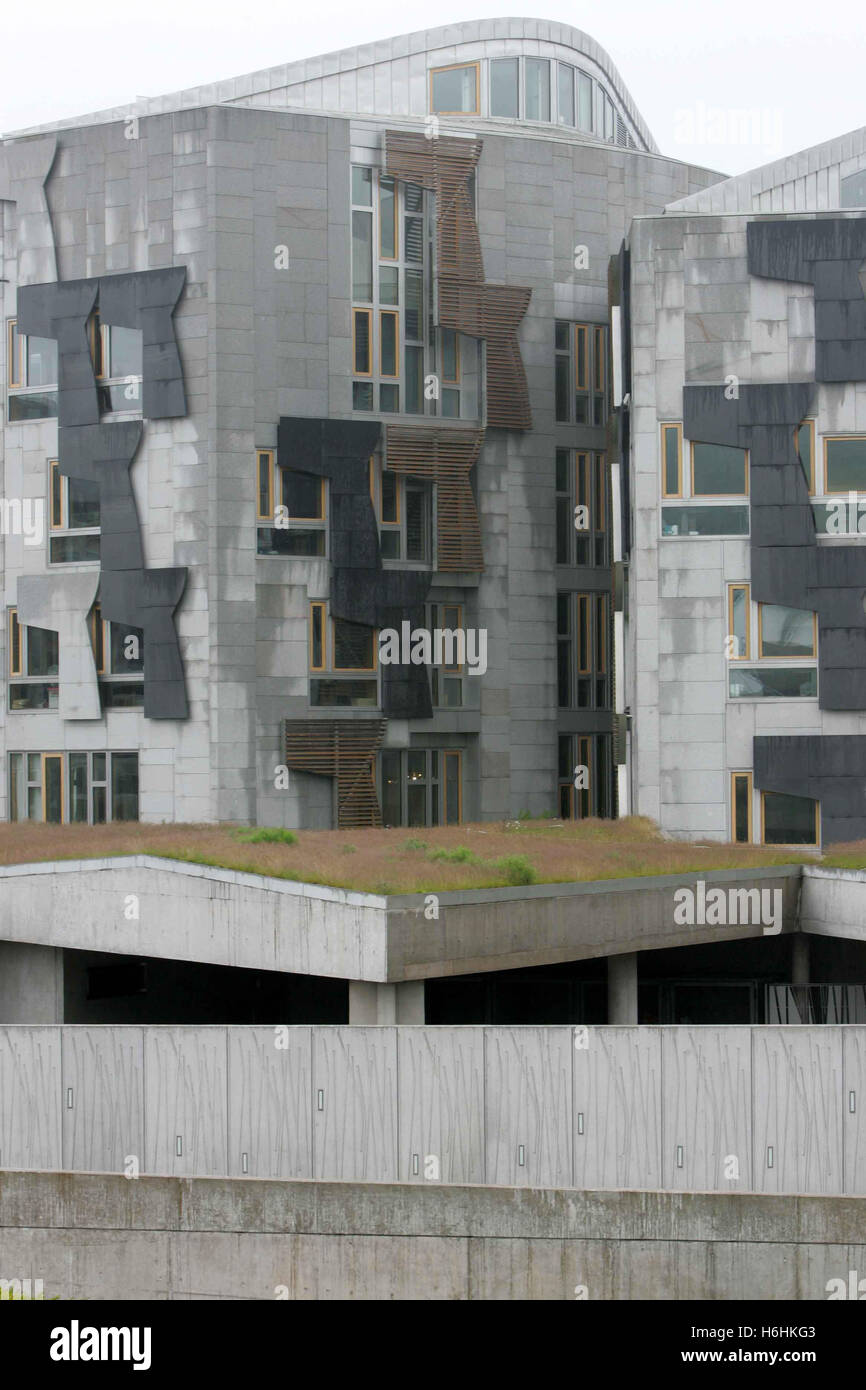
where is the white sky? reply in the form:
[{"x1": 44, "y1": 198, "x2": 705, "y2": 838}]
[{"x1": 1, "y1": 0, "x2": 864, "y2": 177}]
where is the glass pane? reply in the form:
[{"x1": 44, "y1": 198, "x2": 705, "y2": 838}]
[
  {"x1": 381, "y1": 470, "x2": 398, "y2": 523},
  {"x1": 441, "y1": 328, "x2": 458, "y2": 381},
  {"x1": 100, "y1": 682, "x2": 144, "y2": 709},
  {"x1": 405, "y1": 486, "x2": 427, "y2": 561},
  {"x1": 760, "y1": 604, "x2": 814, "y2": 657},
  {"x1": 577, "y1": 72, "x2": 592, "y2": 130},
  {"x1": 110, "y1": 623, "x2": 144, "y2": 673},
  {"x1": 556, "y1": 449, "x2": 570, "y2": 493},
  {"x1": 258, "y1": 452, "x2": 271, "y2": 517},
  {"x1": 110, "y1": 753, "x2": 139, "y2": 822},
  {"x1": 381, "y1": 750, "x2": 401, "y2": 826},
  {"x1": 405, "y1": 346, "x2": 423, "y2": 414},
  {"x1": 353, "y1": 311, "x2": 371, "y2": 375},
  {"x1": 379, "y1": 384, "x2": 399, "y2": 413},
  {"x1": 10, "y1": 682, "x2": 58, "y2": 710},
  {"x1": 404, "y1": 215, "x2": 423, "y2": 264},
  {"x1": 734, "y1": 776, "x2": 750, "y2": 843},
  {"x1": 27, "y1": 752, "x2": 41, "y2": 782},
  {"x1": 26, "y1": 336, "x2": 58, "y2": 387},
  {"x1": 311, "y1": 606, "x2": 323, "y2": 668},
  {"x1": 404, "y1": 184, "x2": 423, "y2": 213},
  {"x1": 282, "y1": 471, "x2": 322, "y2": 519},
  {"x1": 351, "y1": 211, "x2": 373, "y2": 301},
  {"x1": 445, "y1": 754, "x2": 460, "y2": 825},
  {"x1": 441, "y1": 388, "x2": 459, "y2": 418},
  {"x1": 555, "y1": 354, "x2": 570, "y2": 422},
  {"x1": 380, "y1": 529, "x2": 401, "y2": 559},
  {"x1": 28, "y1": 785, "x2": 43, "y2": 821},
  {"x1": 258, "y1": 527, "x2": 325, "y2": 556},
  {"x1": 67, "y1": 476, "x2": 101, "y2": 529},
  {"x1": 27, "y1": 625, "x2": 59, "y2": 677},
  {"x1": 728, "y1": 667, "x2": 818, "y2": 699},
  {"x1": 381, "y1": 313, "x2": 398, "y2": 376},
  {"x1": 379, "y1": 176, "x2": 396, "y2": 258},
  {"x1": 405, "y1": 270, "x2": 423, "y2": 340},
  {"x1": 663, "y1": 427, "x2": 680, "y2": 495},
  {"x1": 351, "y1": 166, "x2": 372, "y2": 206},
  {"x1": 578, "y1": 599, "x2": 589, "y2": 671},
  {"x1": 692, "y1": 442, "x2": 747, "y2": 495},
  {"x1": 557, "y1": 640, "x2": 571, "y2": 707},
  {"x1": 826, "y1": 438, "x2": 866, "y2": 492},
  {"x1": 490, "y1": 57, "x2": 518, "y2": 117},
  {"x1": 407, "y1": 784, "x2": 427, "y2": 827},
  {"x1": 525, "y1": 59, "x2": 550, "y2": 121},
  {"x1": 44, "y1": 757, "x2": 63, "y2": 824},
  {"x1": 69, "y1": 752, "x2": 89, "y2": 823},
  {"x1": 556, "y1": 592, "x2": 570, "y2": 634},
  {"x1": 408, "y1": 750, "x2": 426, "y2": 782},
  {"x1": 763, "y1": 792, "x2": 816, "y2": 845},
  {"x1": 352, "y1": 381, "x2": 373, "y2": 411},
  {"x1": 557, "y1": 64, "x2": 575, "y2": 126},
  {"x1": 333, "y1": 619, "x2": 374, "y2": 670},
  {"x1": 107, "y1": 326, "x2": 142, "y2": 379},
  {"x1": 50, "y1": 533, "x2": 100, "y2": 562},
  {"x1": 9, "y1": 753, "x2": 22, "y2": 822},
  {"x1": 92, "y1": 785, "x2": 106, "y2": 824},
  {"x1": 558, "y1": 735, "x2": 571, "y2": 780},
  {"x1": 8, "y1": 391, "x2": 57, "y2": 421},
  {"x1": 731, "y1": 587, "x2": 747, "y2": 658},
  {"x1": 556, "y1": 497, "x2": 571, "y2": 564},
  {"x1": 92, "y1": 752, "x2": 106, "y2": 782},
  {"x1": 432, "y1": 65, "x2": 477, "y2": 114},
  {"x1": 555, "y1": 321, "x2": 569, "y2": 351},
  {"x1": 379, "y1": 265, "x2": 399, "y2": 305},
  {"x1": 662, "y1": 505, "x2": 749, "y2": 536},
  {"x1": 841, "y1": 170, "x2": 866, "y2": 207}
]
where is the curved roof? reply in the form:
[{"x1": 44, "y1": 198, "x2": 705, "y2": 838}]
[{"x1": 7, "y1": 17, "x2": 658, "y2": 152}]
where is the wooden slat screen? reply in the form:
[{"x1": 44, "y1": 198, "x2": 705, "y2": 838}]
[
  {"x1": 385, "y1": 130, "x2": 532, "y2": 430},
  {"x1": 284, "y1": 718, "x2": 387, "y2": 828},
  {"x1": 385, "y1": 424, "x2": 485, "y2": 571}
]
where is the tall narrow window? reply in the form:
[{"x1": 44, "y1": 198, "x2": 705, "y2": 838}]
[
  {"x1": 310, "y1": 603, "x2": 325, "y2": 671},
  {"x1": 257, "y1": 450, "x2": 274, "y2": 521},
  {"x1": 379, "y1": 176, "x2": 397, "y2": 260},
  {"x1": 443, "y1": 750, "x2": 462, "y2": 825},
  {"x1": 731, "y1": 772, "x2": 753, "y2": 843},
  {"x1": 577, "y1": 735, "x2": 592, "y2": 818},
  {"x1": 490, "y1": 58, "x2": 519, "y2": 118},
  {"x1": 353, "y1": 310, "x2": 372, "y2": 376},
  {"x1": 352, "y1": 209, "x2": 373, "y2": 303},
  {"x1": 525, "y1": 59, "x2": 550, "y2": 121},
  {"x1": 577, "y1": 71, "x2": 593, "y2": 131},
  {"x1": 557, "y1": 63, "x2": 575, "y2": 126},
  {"x1": 380, "y1": 311, "x2": 398, "y2": 378},
  {"x1": 661, "y1": 423, "x2": 682, "y2": 498},
  {"x1": 9, "y1": 609, "x2": 22, "y2": 677},
  {"x1": 728, "y1": 584, "x2": 750, "y2": 660}
]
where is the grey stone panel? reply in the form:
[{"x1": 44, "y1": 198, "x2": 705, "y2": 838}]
[
  {"x1": 17, "y1": 278, "x2": 100, "y2": 427},
  {"x1": 0, "y1": 135, "x2": 58, "y2": 284},
  {"x1": 683, "y1": 383, "x2": 866, "y2": 710},
  {"x1": 754, "y1": 735, "x2": 866, "y2": 844},
  {"x1": 98, "y1": 267, "x2": 187, "y2": 418},
  {"x1": 747, "y1": 219, "x2": 866, "y2": 383},
  {"x1": 277, "y1": 416, "x2": 434, "y2": 719}
]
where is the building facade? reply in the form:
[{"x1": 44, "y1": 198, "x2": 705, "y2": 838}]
[{"x1": 0, "y1": 19, "x2": 720, "y2": 832}]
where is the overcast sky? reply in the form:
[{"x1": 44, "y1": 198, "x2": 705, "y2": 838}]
[{"x1": 1, "y1": 0, "x2": 863, "y2": 177}]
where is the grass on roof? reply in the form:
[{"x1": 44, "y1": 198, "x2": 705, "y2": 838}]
[{"x1": 0, "y1": 815, "x2": 845, "y2": 894}]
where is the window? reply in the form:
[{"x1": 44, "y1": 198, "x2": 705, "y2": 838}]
[
  {"x1": 371, "y1": 457, "x2": 432, "y2": 563},
  {"x1": 49, "y1": 459, "x2": 101, "y2": 564},
  {"x1": 91, "y1": 315, "x2": 143, "y2": 414},
  {"x1": 430, "y1": 63, "x2": 479, "y2": 115},
  {"x1": 691, "y1": 442, "x2": 748, "y2": 496},
  {"x1": 727, "y1": 590, "x2": 817, "y2": 698},
  {"x1": 429, "y1": 603, "x2": 464, "y2": 708},
  {"x1": 556, "y1": 449, "x2": 609, "y2": 567},
  {"x1": 490, "y1": 57, "x2": 519, "y2": 117},
  {"x1": 558, "y1": 733, "x2": 614, "y2": 819},
  {"x1": 661, "y1": 424, "x2": 682, "y2": 498},
  {"x1": 557, "y1": 63, "x2": 575, "y2": 126},
  {"x1": 796, "y1": 419, "x2": 815, "y2": 494},
  {"x1": 555, "y1": 321, "x2": 608, "y2": 425},
  {"x1": 841, "y1": 169, "x2": 866, "y2": 208},
  {"x1": 9, "y1": 750, "x2": 138, "y2": 823},
  {"x1": 91, "y1": 603, "x2": 144, "y2": 709},
  {"x1": 577, "y1": 71, "x2": 593, "y2": 131},
  {"x1": 727, "y1": 583, "x2": 750, "y2": 660},
  {"x1": 256, "y1": 450, "x2": 327, "y2": 556},
  {"x1": 8, "y1": 609, "x2": 59, "y2": 710},
  {"x1": 731, "y1": 772, "x2": 753, "y2": 844},
  {"x1": 557, "y1": 591, "x2": 609, "y2": 710},
  {"x1": 525, "y1": 59, "x2": 550, "y2": 122},
  {"x1": 308, "y1": 602, "x2": 378, "y2": 708},
  {"x1": 662, "y1": 504, "x2": 749, "y2": 537},
  {"x1": 380, "y1": 748, "x2": 461, "y2": 827},
  {"x1": 351, "y1": 168, "x2": 441, "y2": 417},
  {"x1": 824, "y1": 436, "x2": 866, "y2": 493},
  {"x1": 6, "y1": 319, "x2": 58, "y2": 421},
  {"x1": 761, "y1": 790, "x2": 819, "y2": 846}
]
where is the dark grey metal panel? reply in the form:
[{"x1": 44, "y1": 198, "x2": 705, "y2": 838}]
[
  {"x1": 754, "y1": 735, "x2": 866, "y2": 843},
  {"x1": 98, "y1": 267, "x2": 187, "y2": 419},
  {"x1": 278, "y1": 415, "x2": 434, "y2": 718},
  {"x1": 17, "y1": 278, "x2": 100, "y2": 427}
]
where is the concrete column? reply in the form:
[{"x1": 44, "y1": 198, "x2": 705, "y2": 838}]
[
  {"x1": 0, "y1": 942, "x2": 63, "y2": 1022},
  {"x1": 348, "y1": 980, "x2": 424, "y2": 1024},
  {"x1": 607, "y1": 952, "x2": 638, "y2": 1024}
]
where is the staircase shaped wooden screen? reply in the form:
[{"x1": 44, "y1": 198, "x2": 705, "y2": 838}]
[
  {"x1": 385, "y1": 130, "x2": 532, "y2": 430},
  {"x1": 284, "y1": 718, "x2": 387, "y2": 828},
  {"x1": 385, "y1": 424, "x2": 485, "y2": 571}
]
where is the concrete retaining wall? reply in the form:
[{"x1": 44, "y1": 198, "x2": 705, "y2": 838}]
[{"x1": 0, "y1": 1170, "x2": 862, "y2": 1300}]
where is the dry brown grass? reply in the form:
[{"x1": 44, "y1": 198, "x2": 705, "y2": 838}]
[{"x1": 0, "y1": 816, "x2": 823, "y2": 894}]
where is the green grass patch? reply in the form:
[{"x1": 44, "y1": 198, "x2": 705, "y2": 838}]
[
  {"x1": 233, "y1": 827, "x2": 298, "y2": 845},
  {"x1": 495, "y1": 853, "x2": 537, "y2": 886},
  {"x1": 428, "y1": 845, "x2": 480, "y2": 864}
]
